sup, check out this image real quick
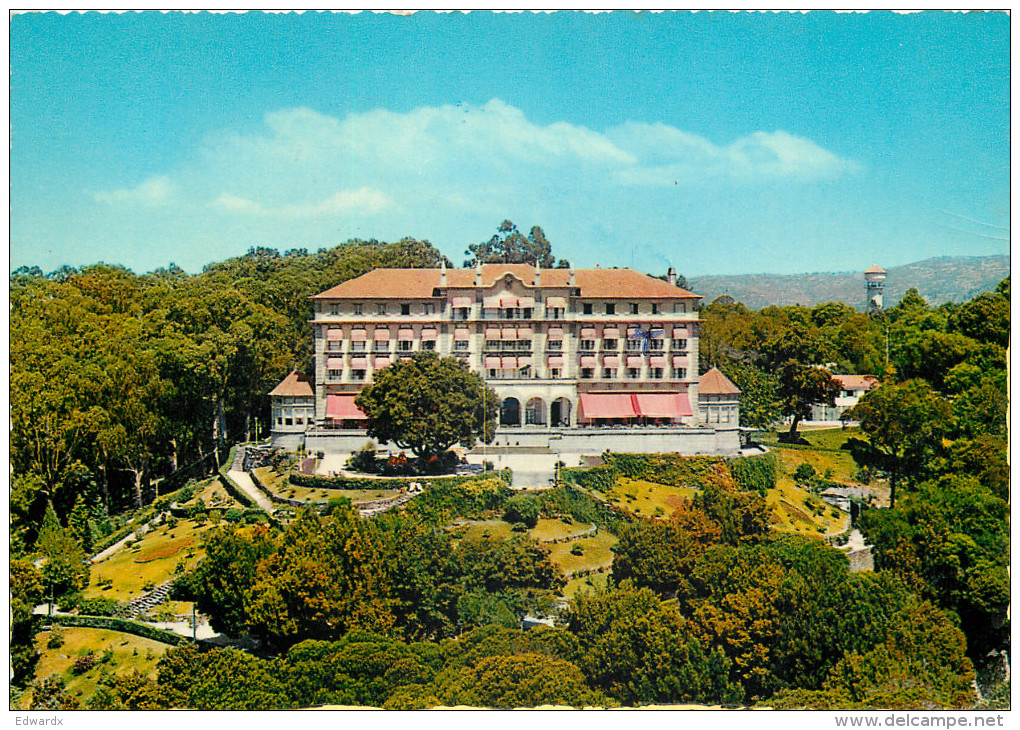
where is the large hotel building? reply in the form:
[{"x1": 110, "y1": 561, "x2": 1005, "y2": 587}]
[{"x1": 270, "y1": 263, "x2": 741, "y2": 455}]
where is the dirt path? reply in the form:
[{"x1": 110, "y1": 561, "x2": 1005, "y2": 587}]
[{"x1": 227, "y1": 470, "x2": 275, "y2": 513}]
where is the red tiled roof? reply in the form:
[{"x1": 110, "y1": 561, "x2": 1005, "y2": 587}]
[
  {"x1": 269, "y1": 370, "x2": 314, "y2": 397},
  {"x1": 312, "y1": 265, "x2": 699, "y2": 300},
  {"x1": 698, "y1": 367, "x2": 741, "y2": 395},
  {"x1": 832, "y1": 374, "x2": 879, "y2": 391}
]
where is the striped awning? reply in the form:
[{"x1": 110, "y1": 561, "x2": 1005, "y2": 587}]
[
  {"x1": 580, "y1": 328, "x2": 597, "y2": 339},
  {"x1": 397, "y1": 329, "x2": 414, "y2": 341},
  {"x1": 373, "y1": 329, "x2": 391, "y2": 341},
  {"x1": 452, "y1": 296, "x2": 473, "y2": 307},
  {"x1": 485, "y1": 327, "x2": 501, "y2": 339},
  {"x1": 350, "y1": 357, "x2": 368, "y2": 369},
  {"x1": 350, "y1": 329, "x2": 367, "y2": 341},
  {"x1": 602, "y1": 327, "x2": 620, "y2": 338},
  {"x1": 547, "y1": 356, "x2": 564, "y2": 367},
  {"x1": 517, "y1": 356, "x2": 533, "y2": 367},
  {"x1": 326, "y1": 357, "x2": 344, "y2": 369},
  {"x1": 501, "y1": 356, "x2": 518, "y2": 369},
  {"x1": 650, "y1": 356, "x2": 667, "y2": 368},
  {"x1": 546, "y1": 296, "x2": 567, "y2": 309},
  {"x1": 580, "y1": 356, "x2": 597, "y2": 367},
  {"x1": 454, "y1": 329, "x2": 471, "y2": 341},
  {"x1": 603, "y1": 355, "x2": 621, "y2": 368},
  {"x1": 420, "y1": 328, "x2": 438, "y2": 339},
  {"x1": 501, "y1": 328, "x2": 517, "y2": 340},
  {"x1": 485, "y1": 356, "x2": 501, "y2": 368},
  {"x1": 516, "y1": 327, "x2": 533, "y2": 338},
  {"x1": 627, "y1": 355, "x2": 644, "y2": 368},
  {"x1": 672, "y1": 355, "x2": 687, "y2": 366},
  {"x1": 373, "y1": 357, "x2": 392, "y2": 368},
  {"x1": 578, "y1": 393, "x2": 637, "y2": 419},
  {"x1": 326, "y1": 394, "x2": 366, "y2": 420},
  {"x1": 326, "y1": 328, "x2": 343, "y2": 341},
  {"x1": 547, "y1": 327, "x2": 564, "y2": 338},
  {"x1": 517, "y1": 296, "x2": 535, "y2": 308}
]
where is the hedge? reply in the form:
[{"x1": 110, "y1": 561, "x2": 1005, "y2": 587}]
[
  {"x1": 216, "y1": 471, "x2": 256, "y2": 509},
  {"x1": 729, "y1": 451, "x2": 778, "y2": 495},
  {"x1": 43, "y1": 614, "x2": 188, "y2": 646},
  {"x1": 288, "y1": 469, "x2": 512, "y2": 493},
  {"x1": 560, "y1": 465, "x2": 616, "y2": 494},
  {"x1": 603, "y1": 453, "x2": 738, "y2": 490},
  {"x1": 538, "y1": 485, "x2": 629, "y2": 534}
]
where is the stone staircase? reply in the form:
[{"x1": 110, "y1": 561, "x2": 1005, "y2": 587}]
[{"x1": 125, "y1": 580, "x2": 174, "y2": 619}]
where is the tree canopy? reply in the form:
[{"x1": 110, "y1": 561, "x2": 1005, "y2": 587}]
[{"x1": 463, "y1": 220, "x2": 570, "y2": 268}]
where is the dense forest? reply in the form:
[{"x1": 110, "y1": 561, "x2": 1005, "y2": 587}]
[{"x1": 9, "y1": 236, "x2": 1010, "y2": 710}]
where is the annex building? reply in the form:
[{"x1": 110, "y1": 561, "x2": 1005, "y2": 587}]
[{"x1": 270, "y1": 263, "x2": 741, "y2": 456}]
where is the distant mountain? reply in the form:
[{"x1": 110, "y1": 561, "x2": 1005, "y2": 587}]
[{"x1": 687, "y1": 255, "x2": 1010, "y2": 310}]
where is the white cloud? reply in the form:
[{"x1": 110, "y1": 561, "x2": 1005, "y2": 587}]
[
  {"x1": 91, "y1": 175, "x2": 175, "y2": 205},
  {"x1": 211, "y1": 187, "x2": 391, "y2": 218}
]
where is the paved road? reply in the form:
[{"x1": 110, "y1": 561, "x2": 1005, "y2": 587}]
[{"x1": 227, "y1": 470, "x2": 275, "y2": 513}]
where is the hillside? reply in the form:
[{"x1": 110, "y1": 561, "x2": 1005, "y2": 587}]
[{"x1": 687, "y1": 255, "x2": 1010, "y2": 309}]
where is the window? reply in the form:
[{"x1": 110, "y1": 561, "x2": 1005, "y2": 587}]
[
  {"x1": 485, "y1": 340, "x2": 500, "y2": 350},
  {"x1": 295, "y1": 417, "x2": 304, "y2": 425},
  {"x1": 626, "y1": 367, "x2": 640, "y2": 379},
  {"x1": 549, "y1": 307, "x2": 564, "y2": 320},
  {"x1": 673, "y1": 302, "x2": 686, "y2": 314},
  {"x1": 327, "y1": 341, "x2": 342, "y2": 352},
  {"x1": 626, "y1": 339, "x2": 643, "y2": 352},
  {"x1": 488, "y1": 368, "x2": 498, "y2": 378},
  {"x1": 423, "y1": 303, "x2": 435, "y2": 315},
  {"x1": 672, "y1": 338, "x2": 688, "y2": 351},
  {"x1": 373, "y1": 342, "x2": 390, "y2": 353},
  {"x1": 549, "y1": 368, "x2": 561, "y2": 378},
  {"x1": 651, "y1": 368, "x2": 664, "y2": 379},
  {"x1": 276, "y1": 416, "x2": 283, "y2": 425},
  {"x1": 649, "y1": 339, "x2": 664, "y2": 351},
  {"x1": 672, "y1": 367, "x2": 687, "y2": 379},
  {"x1": 351, "y1": 341, "x2": 366, "y2": 353},
  {"x1": 327, "y1": 368, "x2": 342, "y2": 379},
  {"x1": 421, "y1": 340, "x2": 436, "y2": 351},
  {"x1": 329, "y1": 303, "x2": 339, "y2": 315},
  {"x1": 602, "y1": 368, "x2": 617, "y2": 379},
  {"x1": 579, "y1": 339, "x2": 595, "y2": 351},
  {"x1": 454, "y1": 340, "x2": 469, "y2": 351},
  {"x1": 284, "y1": 417, "x2": 293, "y2": 426},
  {"x1": 456, "y1": 307, "x2": 469, "y2": 320},
  {"x1": 353, "y1": 303, "x2": 362, "y2": 315},
  {"x1": 651, "y1": 303, "x2": 659, "y2": 314},
  {"x1": 583, "y1": 303, "x2": 593, "y2": 315},
  {"x1": 605, "y1": 303, "x2": 616, "y2": 315},
  {"x1": 516, "y1": 340, "x2": 530, "y2": 351},
  {"x1": 351, "y1": 369, "x2": 366, "y2": 381},
  {"x1": 580, "y1": 368, "x2": 594, "y2": 379},
  {"x1": 377, "y1": 303, "x2": 386, "y2": 315},
  {"x1": 547, "y1": 340, "x2": 563, "y2": 351},
  {"x1": 522, "y1": 308, "x2": 533, "y2": 319},
  {"x1": 401, "y1": 303, "x2": 411, "y2": 316},
  {"x1": 602, "y1": 338, "x2": 618, "y2": 351},
  {"x1": 630, "y1": 303, "x2": 639, "y2": 315},
  {"x1": 398, "y1": 340, "x2": 413, "y2": 352}
]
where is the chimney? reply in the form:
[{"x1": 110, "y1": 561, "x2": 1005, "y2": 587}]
[
  {"x1": 439, "y1": 260, "x2": 447, "y2": 287},
  {"x1": 667, "y1": 266, "x2": 676, "y2": 286},
  {"x1": 568, "y1": 268, "x2": 576, "y2": 287},
  {"x1": 534, "y1": 259, "x2": 541, "y2": 287},
  {"x1": 474, "y1": 260, "x2": 482, "y2": 286}
]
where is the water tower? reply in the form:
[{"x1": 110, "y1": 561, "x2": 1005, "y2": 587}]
[{"x1": 864, "y1": 265, "x2": 887, "y2": 314}]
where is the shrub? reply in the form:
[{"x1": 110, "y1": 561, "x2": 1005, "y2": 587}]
[
  {"x1": 855, "y1": 467, "x2": 873, "y2": 485},
  {"x1": 46, "y1": 631, "x2": 65, "y2": 649},
  {"x1": 570, "y1": 543, "x2": 584, "y2": 556},
  {"x1": 793, "y1": 463, "x2": 817, "y2": 482},
  {"x1": 71, "y1": 653, "x2": 96, "y2": 674},
  {"x1": 77, "y1": 598, "x2": 122, "y2": 617},
  {"x1": 730, "y1": 452, "x2": 778, "y2": 495},
  {"x1": 346, "y1": 441, "x2": 380, "y2": 474},
  {"x1": 504, "y1": 494, "x2": 542, "y2": 528}
]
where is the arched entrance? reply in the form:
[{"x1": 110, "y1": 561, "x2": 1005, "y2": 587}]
[
  {"x1": 525, "y1": 397, "x2": 547, "y2": 426},
  {"x1": 550, "y1": 397, "x2": 572, "y2": 427},
  {"x1": 500, "y1": 397, "x2": 521, "y2": 426}
]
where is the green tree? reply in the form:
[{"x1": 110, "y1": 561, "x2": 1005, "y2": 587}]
[
  {"x1": 437, "y1": 652, "x2": 602, "y2": 708},
  {"x1": 720, "y1": 362, "x2": 782, "y2": 430},
  {"x1": 463, "y1": 220, "x2": 569, "y2": 268},
  {"x1": 356, "y1": 353, "x2": 498, "y2": 464},
  {"x1": 36, "y1": 502, "x2": 89, "y2": 606},
  {"x1": 845, "y1": 380, "x2": 953, "y2": 507},
  {"x1": 503, "y1": 494, "x2": 541, "y2": 528}
]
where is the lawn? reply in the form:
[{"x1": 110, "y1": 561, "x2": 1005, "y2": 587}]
[
  {"x1": 546, "y1": 531, "x2": 618, "y2": 576},
  {"x1": 18, "y1": 627, "x2": 172, "y2": 708},
  {"x1": 605, "y1": 477, "x2": 698, "y2": 520},
  {"x1": 528, "y1": 518, "x2": 594, "y2": 542},
  {"x1": 767, "y1": 478, "x2": 850, "y2": 538},
  {"x1": 563, "y1": 571, "x2": 609, "y2": 599},
  {"x1": 253, "y1": 466, "x2": 403, "y2": 503},
  {"x1": 87, "y1": 517, "x2": 211, "y2": 603},
  {"x1": 181, "y1": 477, "x2": 244, "y2": 510},
  {"x1": 449, "y1": 519, "x2": 513, "y2": 542}
]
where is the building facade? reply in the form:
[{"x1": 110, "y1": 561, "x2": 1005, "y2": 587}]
[
  {"x1": 271, "y1": 263, "x2": 741, "y2": 455},
  {"x1": 810, "y1": 374, "x2": 879, "y2": 422}
]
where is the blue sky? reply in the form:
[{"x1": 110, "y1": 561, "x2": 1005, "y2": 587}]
[{"x1": 9, "y1": 11, "x2": 1010, "y2": 277}]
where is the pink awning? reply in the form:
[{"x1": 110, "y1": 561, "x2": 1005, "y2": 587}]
[
  {"x1": 547, "y1": 356, "x2": 564, "y2": 367},
  {"x1": 498, "y1": 294, "x2": 519, "y2": 307},
  {"x1": 454, "y1": 329, "x2": 471, "y2": 341},
  {"x1": 482, "y1": 295, "x2": 501, "y2": 308},
  {"x1": 580, "y1": 328, "x2": 597, "y2": 339},
  {"x1": 517, "y1": 296, "x2": 535, "y2": 308},
  {"x1": 603, "y1": 356, "x2": 621, "y2": 368},
  {"x1": 671, "y1": 326, "x2": 687, "y2": 336},
  {"x1": 452, "y1": 296, "x2": 473, "y2": 308},
  {"x1": 485, "y1": 327, "x2": 501, "y2": 339},
  {"x1": 373, "y1": 329, "x2": 390, "y2": 341},
  {"x1": 501, "y1": 356, "x2": 517, "y2": 369},
  {"x1": 579, "y1": 393, "x2": 638, "y2": 419},
  {"x1": 397, "y1": 329, "x2": 414, "y2": 341},
  {"x1": 501, "y1": 328, "x2": 517, "y2": 340},
  {"x1": 672, "y1": 355, "x2": 687, "y2": 366},
  {"x1": 627, "y1": 327, "x2": 641, "y2": 337},
  {"x1": 547, "y1": 327, "x2": 564, "y2": 338},
  {"x1": 516, "y1": 327, "x2": 533, "y2": 338},
  {"x1": 326, "y1": 394, "x2": 367, "y2": 420},
  {"x1": 517, "y1": 356, "x2": 532, "y2": 367},
  {"x1": 650, "y1": 356, "x2": 667, "y2": 368},
  {"x1": 580, "y1": 356, "x2": 597, "y2": 367},
  {"x1": 420, "y1": 328, "x2": 438, "y2": 339},
  {"x1": 326, "y1": 328, "x2": 343, "y2": 341},
  {"x1": 627, "y1": 355, "x2": 644, "y2": 368},
  {"x1": 326, "y1": 357, "x2": 344, "y2": 370},
  {"x1": 350, "y1": 329, "x2": 367, "y2": 341},
  {"x1": 602, "y1": 327, "x2": 620, "y2": 338},
  {"x1": 485, "y1": 356, "x2": 500, "y2": 368},
  {"x1": 373, "y1": 357, "x2": 392, "y2": 368},
  {"x1": 632, "y1": 392, "x2": 692, "y2": 419},
  {"x1": 545, "y1": 296, "x2": 567, "y2": 309},
  {"x1": 350, "y1": 357, "x2": 368, "y2": 369}
]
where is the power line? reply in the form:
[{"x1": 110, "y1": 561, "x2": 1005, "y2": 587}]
[
  {"x1": 939, "y1": 209, "x2": 1011, "y2": 232},
  {"x1": 935, "y1": 223, "x2": 1010, "y2": 242}
]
